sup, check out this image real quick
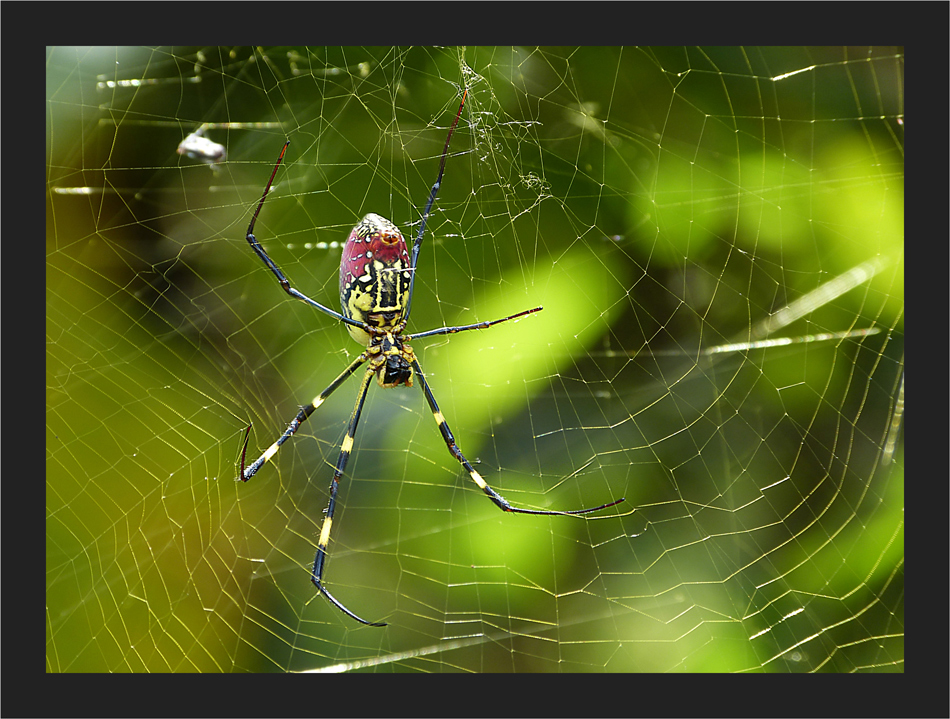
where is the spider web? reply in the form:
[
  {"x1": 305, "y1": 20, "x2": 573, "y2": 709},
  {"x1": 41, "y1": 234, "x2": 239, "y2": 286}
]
[{"x1": 47, "y1": 46, "x2": 904, "y2": 674}]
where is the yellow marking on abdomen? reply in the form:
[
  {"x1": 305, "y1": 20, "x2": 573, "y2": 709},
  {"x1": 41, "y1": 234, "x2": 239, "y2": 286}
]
[
  {"x1": 311, "y1": 395, "x2": 326, "y2": 409},
  {"x1": 263, "y1": 443, "x2": 280, "y2": 462},
  {"x1": 433, "y1": 411, "x2": 445, "y2": 426},
  {"x1": 341, "y1": 434, "x2": 354, "y2": 454}
]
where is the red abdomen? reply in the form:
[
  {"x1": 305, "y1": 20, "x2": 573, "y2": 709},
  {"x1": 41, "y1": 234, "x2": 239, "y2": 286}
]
[{"x1": 339, "y1": 213, "x2": 412, "y2": 345}]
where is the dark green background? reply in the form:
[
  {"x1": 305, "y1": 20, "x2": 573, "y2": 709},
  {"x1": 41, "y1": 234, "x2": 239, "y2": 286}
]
[{"x1": 47, "y1": 46, "x2": 903, "y2": 673}]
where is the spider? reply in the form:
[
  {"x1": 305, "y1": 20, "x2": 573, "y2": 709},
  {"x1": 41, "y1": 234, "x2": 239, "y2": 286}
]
[{"x1": 239, "y1": 89, "x2": 625, "y2": 626}]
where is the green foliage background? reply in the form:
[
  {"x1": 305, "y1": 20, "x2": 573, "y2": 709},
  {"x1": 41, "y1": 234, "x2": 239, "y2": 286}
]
[{"x1": 47, "y1": 46, "x2": 903, "y2": 674}]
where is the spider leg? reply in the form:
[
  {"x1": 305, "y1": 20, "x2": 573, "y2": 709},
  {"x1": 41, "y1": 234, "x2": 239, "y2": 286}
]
[
  {"x1": 245, "y1": 140, "x2": 369, "y2": 332},
  {"x1": 403, "y1": 89, "x2": 468, "y2": 324},
  {"x1": 240, "y1": 353, "x2": 369, "y2": 482},
  {"x1": 310, "y1": 367, "x2": 388, "y2": 627},
  {"x1": 410, "y1": 359, "x2": 625, "y2": 516},
  {"x1": 405, "y1": 306, "x2": 543, "y2": 342}
]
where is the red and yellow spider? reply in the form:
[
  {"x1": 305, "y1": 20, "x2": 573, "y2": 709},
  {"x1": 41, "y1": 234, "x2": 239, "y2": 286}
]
[{"x1": 239, "y1": 89, "x2": 624, "y2": 626}]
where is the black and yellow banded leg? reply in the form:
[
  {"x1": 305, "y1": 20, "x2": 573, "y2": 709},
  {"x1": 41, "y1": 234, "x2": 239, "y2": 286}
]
[
  {"x1": 411, "y1": 359, "x2": 625, "y2": 517},
  {"x1": 310, "y1": 368, "x2": 387, "y2": 627},
  {"x1": 405, "y1": 306, "x2": 543, "y2": 342},
  {"x1": 240, "y1": 354, "x2": 369, "y2": 482}
]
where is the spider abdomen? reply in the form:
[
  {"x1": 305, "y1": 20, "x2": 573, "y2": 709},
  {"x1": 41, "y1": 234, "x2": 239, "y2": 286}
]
[{"x1": 340, "y1": 213, "x2": 412, "y2": 346}]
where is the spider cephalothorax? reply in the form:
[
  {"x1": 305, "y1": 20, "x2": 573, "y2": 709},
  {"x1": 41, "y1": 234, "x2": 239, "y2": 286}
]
[
  {"x1": 238, "y1": 89, "x2": 623, "y2": 626},
  {"x1": 367, "y1": 330, "x2": 414, "y2": 389}
]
